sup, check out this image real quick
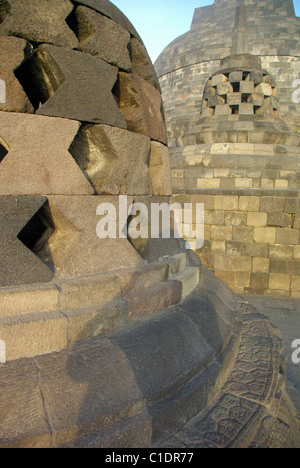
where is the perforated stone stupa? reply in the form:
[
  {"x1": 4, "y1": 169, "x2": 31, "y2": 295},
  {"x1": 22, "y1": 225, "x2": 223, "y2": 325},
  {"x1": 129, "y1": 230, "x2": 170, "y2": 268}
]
[
  {"x1": 156, "y1": 1, "x2": 300, "y2": 297},
  {"x1": 0, "y1": 0, "x2": 299, "y2": 449}
]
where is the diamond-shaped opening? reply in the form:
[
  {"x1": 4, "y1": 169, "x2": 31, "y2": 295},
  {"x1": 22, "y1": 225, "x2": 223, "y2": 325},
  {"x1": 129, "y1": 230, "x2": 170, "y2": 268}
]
[
  {"x1": 0, "y1": 0, "x2": 11, "y2": 24},
  {"x1": 65, "y1": 4, "x2": 95, "y2": 42},
  {"x1": 232, "y1": 82, "x2": 240, "y2": 93},
  {"x1": 17, "y1": 201, "x2": 55, "y2": 272},
  {"x1": 0, "y1": 142, "x2": 8, "y2": 163},
  {"x1": 14, "y1": 50, "x2": 66, "y2": 112}
]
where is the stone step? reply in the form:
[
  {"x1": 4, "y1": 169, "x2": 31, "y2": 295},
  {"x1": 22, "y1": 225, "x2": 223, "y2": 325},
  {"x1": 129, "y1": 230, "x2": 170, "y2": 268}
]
[
  {"x1": 0, "y1": 258, "x2": 199, "y2": 362},
  {"x1": 0, "y1": 253, "x2": 190, "y2": 319}
]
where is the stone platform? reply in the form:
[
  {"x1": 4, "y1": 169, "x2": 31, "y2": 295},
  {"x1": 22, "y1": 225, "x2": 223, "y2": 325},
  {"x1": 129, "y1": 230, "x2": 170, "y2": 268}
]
[{"x1": 1, "y1": 265, "x2": 299, "y2": 448}]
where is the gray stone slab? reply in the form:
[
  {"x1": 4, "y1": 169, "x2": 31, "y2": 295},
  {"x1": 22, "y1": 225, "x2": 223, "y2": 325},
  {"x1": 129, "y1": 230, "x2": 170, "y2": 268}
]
[
  {"x1": 69, "y1": 124, "x2": 153, "y2": 195},
  {"x1": 74, "y1": 6, "x2": 131, "y2": 71},
  {"x1": 75, "y1": 0, "x2": 142, "y2": 41},
  {"x1": 0, "y1": 0, "x2": 77, "y2": 48},
  {"x1": 0, "y1": 112, "x2": 93, "y2": 196},
  {"x1": 20, "y1": 44, "x2": 126, "y2": 127}
]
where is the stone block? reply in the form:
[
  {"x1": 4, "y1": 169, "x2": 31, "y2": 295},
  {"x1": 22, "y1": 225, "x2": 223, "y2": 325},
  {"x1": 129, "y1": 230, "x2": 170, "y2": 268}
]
[
  {"x1": 255, "y1": 83, "x2": 272, "y2": 96},
  {"x1": 211, "y1": 225, "x2": 232, "y2": 241},
  {"x1": 240, "y1": 81, "x2": 254, "y2": 94},
  {"x1": 275, "y1": 228, "x2": 299, "y2": 245},
  {"x1": 254, "y1": 227, "x2": 276, "y2": 244},
  {"x1": 217, "y1": 82, "x2": 233, "y2": 96},
  {"x1": 225, "y1": 211, "x2": 247, "y2": 227},
  {"x1": 267, "y1": 213, "x2": 293, "y2": 228},
  {"x1": 20, "y1": 44, "x2": 126, "y2": 127},
  {"x1": 173, "y1": 267, "x2": 200, "y2": 300},
  {"x1": 247, "y1": 212, "x2": 267, "y2": 227},
  {"x1": 214, "y1": 196, "x2": 239, "y2": 211},
  {"x1": 149, "y1": 142, "x2": 172, "y2": 196},
  {"x1": 0, "y1": 196, "x2": 55, "y2": 286},
  {"x1": 291, "y1": 276, "x2": 300, "y2": 292},
  {"x1": 129, "y1": 37, "x2": 160, "y2": 90},
  {"x1": 252, "y1": 257, "x2": 270, "y2": 273},
  {"x1": 0, "y1": 0, "x2": 77, "y2": 48},
  {"x1": 248, "y1": 70, "x2": 264, "y2": 84},
  {"x1": 118, "y1": 72, "x2": 166, "y2": 144},
  {"x1": 197, "y1": 178, "x2": 220, "y2": 189},
  {"x1": 229, "y1": 71, "x2": 243, "y2": 83},
  {"x1": 247, "y1": 93, "x2": 264, "y2": 107},
  {"x1": 0, "y1": 311, "x2": 68, "y2": 361},
  {"x1": 239, "y1": 196, "x2": 260, "y2": 211},
  {"x1": 125, "y1": 282, "x2": 174, "y2": 320},
  {"x1": 73, "y1": 6, "x2": 131, "y2": 71},
  {"x1": 0, "y1": 37, "x2": 34, "y2": 113},
  {"x1": 260, "y1": 197, "x2": 284, "y2": 213},
  {"x1": 211, "y1": 74, "x2": 228, "y2": 87},
  {"x1": 214, "y1": 104, "x2": 232, "y2": 116},
  {"x1": 285, "y1": 198, "x2": 300, "y2": 214},
  {"x1": 204, "y1": 210, "x2": 225, "y2": 225},
  {"x1": 75, "y1": 0, "x2": 142, "y2": 40},
  {"x1": 0, "y1": 112, "x2": 93, "y2": 196},
  {"x1": 232, "y1": 227, "x2": 254, "y2": 243},
  {"x1": 269, "y1": 274, "x2": 290, "y2": 291},
  {"x1": 69, "y1": 123, "x2": 153, "y2": 195},
  {"x1": 47, "y1": 195, "x2": 143, "y2": 279},
  {"x1": 207, "y1": 95, "x2": 225, "y2": 107},
  {"x1": 0, "y1": 359, "x2": 51, "y2": 447},
  {"x1": 116, "y1": 262, "x2": 168, "y2": 294},
  {"x1": 211, "y1": 241, "x2": 226, "y2": 255},
  {"x1": 227, "y1": 93, "x2": 242, "y2": 105},
  {"x1": 0, "y1": 284, "x2": 59, "y2": 318},
  {"x1": 64, "y1": 300, "x2": 128, "y2": 343},
  {"x1": 250, "y1": 272, "x2": 269, "y2": 290},
  {"x1": 239, "y1": 103, "x2": 254, "y2": 115},
  {"x1": 59, "y1": 272, "x2": 122, "y2": 311},
  {"x1": 269, "y1": 245, "x2": 294, "y2": 260}
]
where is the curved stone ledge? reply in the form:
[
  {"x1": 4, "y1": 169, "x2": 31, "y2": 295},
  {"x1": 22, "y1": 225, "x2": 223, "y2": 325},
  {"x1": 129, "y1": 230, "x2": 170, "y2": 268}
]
[
  {"x1": 0, "y1": 266, "x2": 241, "y2": 448},
  {"x1": 0, "y1": 253, "x2": 201, "y2": 361},
  {"x1": 1, "y1": 266, "x2": 298, "y2": 448}
]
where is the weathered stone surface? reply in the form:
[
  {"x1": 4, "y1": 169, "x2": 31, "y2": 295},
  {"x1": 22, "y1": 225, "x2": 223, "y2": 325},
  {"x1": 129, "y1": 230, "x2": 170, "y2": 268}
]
[
  {"x1": 73, "y1": 6, "x2": 131, "y2": 71},
  {"x1": 0, "y1": 36, "x2": 34, "y2": 113},
  {"x1": 118, "y1": 72, "x2": 167, "y2": 144},
  {"x1": 0, "y1": 283, "x2": 59, "y2": 317},
  {"x1": 35, "y1": 337, "x2": 147, "y2": 447},
  {"x1": 149, "y1": 142, "x2": 172, "y2": 196},
  {"x1": 75, "y1": 0, "x2": 142, "y2": 41},
  {"x1": 0, "y1": 359, "x2": 51, "y2": 448},
  {"x1": 0, "y1": 0, "x2": 77, "y2": 48},
  {"x1": 47, "y1": 196, "x2": 144, "y2": 279},
  {"x1": 58, "y1": 272, "x2": 122, "y2": 311},
  {"x1": 0, "y1": 196, "x2": 54, "y2": 286},
  {"x1": 0, "y1": 311, "x2": 68, "y2": 360},
  {"x1": 69, "y1": 124, "x2": 153, "y2": 195},
  {"x1": 129, "y1": 37, "x2": 161, "y2": 90},
  {"x1": 19, "y1": 44, "x2": 126, "y2": 127},
  {"x1": 0, "y1": 112, "x2": 93, "y2": 195}
]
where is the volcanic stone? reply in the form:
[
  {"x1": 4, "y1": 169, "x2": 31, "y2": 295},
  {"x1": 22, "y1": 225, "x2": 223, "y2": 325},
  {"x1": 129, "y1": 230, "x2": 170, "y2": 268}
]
[
  {"x1": 20, "y1": 44, "x2": 126, "y2": 127},
  {"x1": 0, "y1": 112, "x2": 93, "y2": 196},
  {"x1": 118, "y1": 72, "x2": 167, "y2": 144},
  {"x1": 74, "y1": 6, "x2": 131, "y2": 71},
  {"x1": 0, "y1": 36, "x2": 34, "y2": 113},
  {"x1": 69, "y1": 124, "x2": 153, "y2": 195},
  {"x1": 0, "y1": 0, "x2": 77, "y2": 48}
]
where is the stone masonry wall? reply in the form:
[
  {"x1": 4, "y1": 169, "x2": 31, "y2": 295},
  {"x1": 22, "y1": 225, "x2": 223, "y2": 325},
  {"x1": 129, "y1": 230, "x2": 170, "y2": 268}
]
[{"x1": 171, "y1": 187, "x2": 300, "y2": 297}]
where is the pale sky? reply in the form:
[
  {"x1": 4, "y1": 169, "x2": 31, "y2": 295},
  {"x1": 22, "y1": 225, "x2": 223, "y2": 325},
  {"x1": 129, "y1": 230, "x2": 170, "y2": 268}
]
[{"x1": 111, "y1": 0, "x2": 300, "y2": 62}]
